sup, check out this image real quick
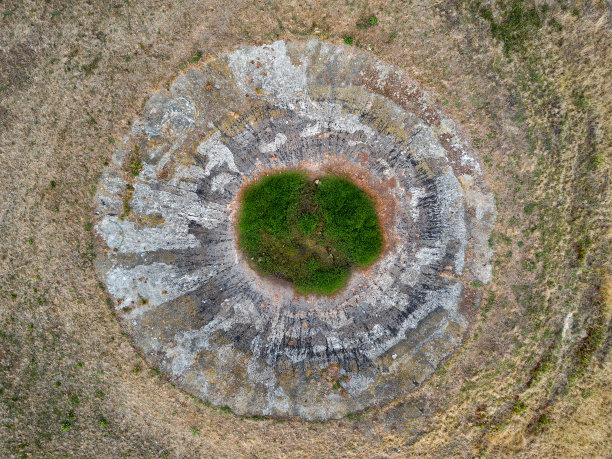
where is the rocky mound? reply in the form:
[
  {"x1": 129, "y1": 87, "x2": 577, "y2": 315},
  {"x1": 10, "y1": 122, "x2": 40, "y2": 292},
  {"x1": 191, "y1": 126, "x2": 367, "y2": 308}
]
[{"x1": 94, "y1": 40, "x2": 495, "y2": 419}]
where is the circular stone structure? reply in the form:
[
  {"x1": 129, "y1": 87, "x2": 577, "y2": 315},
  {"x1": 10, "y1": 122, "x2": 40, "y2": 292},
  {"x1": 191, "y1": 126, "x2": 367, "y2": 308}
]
[
  {"x1": 237, "y1": 171, "x2": 384, "y2": 295},
  {"x1": 94, "y1": 40, "x2": 496, "y2": 420}
]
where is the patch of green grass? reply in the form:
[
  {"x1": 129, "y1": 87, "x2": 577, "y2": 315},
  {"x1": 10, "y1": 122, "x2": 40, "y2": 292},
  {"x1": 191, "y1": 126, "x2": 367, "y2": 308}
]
[
  {"x1": 297, "y1": 212, "x2": 318, "y2": 236},
  {"x1": 82, "y1": 52, "x2": 102, "y2": 76},
  {"x1": 522, "y1": 259, "x2": 537, "y2": 271},
  {"x1": 481, "y1": 291, "x2": 496, "y2": 321},
  {"x1": 345, "y1": 411, "x2": 364, "y2": 421},
  {"x1": 537, "y1": 413, "x2": 552, "y2": 427},
  {"x1": 574, "y1": 323, "x2": 604, "y2": 369},
  {"x1": 342, "y1": 35, "x2": 354, "y2": 45},
  {"x1": 189, "y1": 50, "x2": 203, "y2": 63},
  {"x1": 317, "y1": 176, "x2": 382, "y2": 264},
  {"x1": 477, "y1": 0, "x2": 543, "y2": 55},
  {"x1": 237, "y1": 171, "x2": 382, "y2": 295},
  {"x1": 589, "y1": 153, "x2": 605, "y2": 170},
  {"x1": 512, "y1": 399, "x2": 527, "y2": 414},
  {"x1": 122, "y1": 184, "x2": 134, "y2": 218},
  {"x1": 129, "y1": 147, "x2": 143, "y2": 177},
  {"x1": 523, "y1": 202, "x2": 536, "y2": 215},
  {"x1": 356, "y1": 15, "x2": 378, "y2": 30},
  {"x1": 385, "y1": 32, "x2": 397, "y2": 43}
]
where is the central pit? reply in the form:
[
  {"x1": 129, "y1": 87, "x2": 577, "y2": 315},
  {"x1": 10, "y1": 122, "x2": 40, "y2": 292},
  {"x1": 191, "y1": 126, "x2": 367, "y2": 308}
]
[
  {"x1": 94, "y1": 40, "x2": 496, "y2": 419},
  {"x1": 237, "y1": 170, "x2": 383, "y2": 295}
]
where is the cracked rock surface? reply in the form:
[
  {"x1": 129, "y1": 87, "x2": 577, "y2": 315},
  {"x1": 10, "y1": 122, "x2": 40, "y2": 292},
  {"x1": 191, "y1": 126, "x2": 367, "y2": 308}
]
[{"x1": 94, "y1": 40, "x2": 496, "y2": 420}]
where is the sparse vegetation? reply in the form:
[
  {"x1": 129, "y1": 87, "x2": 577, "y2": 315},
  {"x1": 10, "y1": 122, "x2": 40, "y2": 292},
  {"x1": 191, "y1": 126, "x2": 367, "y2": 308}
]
[
  {"x1": 477, "y1": 0, "x2": 543, "y2": 55},
  {"x1": 82, "y1": 52, "x2": 102, "y2": 76},
  {"x1": 356, "y1": 15, "x2": 378, "y2": 30},
  {"x1": 523, "y1": 202, "x2": 536, "y2": 215},
  {"x1": 122, "y1": 184, "x2": 134, "y2": 218},
  {"x1": 128, "y1": 147, "x2": 143, "y2": 177},
  {"x1": 189, "y1": 50, "x2": 203, "y2": 63}
]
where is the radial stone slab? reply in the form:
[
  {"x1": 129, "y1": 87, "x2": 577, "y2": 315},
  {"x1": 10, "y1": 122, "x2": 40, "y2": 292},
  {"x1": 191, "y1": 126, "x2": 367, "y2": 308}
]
[{"x1": 94, "y1": 40, "x2": 496, "y2": 420}]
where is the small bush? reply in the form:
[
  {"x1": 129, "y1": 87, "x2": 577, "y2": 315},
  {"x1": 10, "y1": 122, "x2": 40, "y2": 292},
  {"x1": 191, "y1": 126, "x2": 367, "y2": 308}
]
[
  {"x1": 129, "y1": 157, "x2": 143, "y2": 177},
  {"x1": 189, "y1": 50, "x2": 203, "y2": 63},
  {"x1": 357, "y1": 15, "x2": 378, "y2": 30}
]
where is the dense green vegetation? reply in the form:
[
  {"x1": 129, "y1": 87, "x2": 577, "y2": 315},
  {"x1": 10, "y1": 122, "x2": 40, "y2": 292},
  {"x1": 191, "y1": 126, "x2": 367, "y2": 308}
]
[{"x1": 237, "y1": 171, "x2": 382, "y2": 294}]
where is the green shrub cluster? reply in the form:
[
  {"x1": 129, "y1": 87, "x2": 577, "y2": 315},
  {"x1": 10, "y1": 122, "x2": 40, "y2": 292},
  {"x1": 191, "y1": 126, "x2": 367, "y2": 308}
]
[{"x1": 238, "y1": 171, "x2": 382, "y2": 295}]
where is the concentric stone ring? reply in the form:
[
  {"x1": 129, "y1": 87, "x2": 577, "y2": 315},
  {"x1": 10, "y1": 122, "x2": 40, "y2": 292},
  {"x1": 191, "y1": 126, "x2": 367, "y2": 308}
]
[{"x1": 94, "y1": 40, "x2": 496, "y2": 420}]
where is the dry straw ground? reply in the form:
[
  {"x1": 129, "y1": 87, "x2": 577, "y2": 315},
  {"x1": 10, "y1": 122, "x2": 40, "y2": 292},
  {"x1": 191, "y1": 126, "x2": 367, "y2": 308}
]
[{"x1": 0, "y1": 0, "x2": 610, "y2": 457}]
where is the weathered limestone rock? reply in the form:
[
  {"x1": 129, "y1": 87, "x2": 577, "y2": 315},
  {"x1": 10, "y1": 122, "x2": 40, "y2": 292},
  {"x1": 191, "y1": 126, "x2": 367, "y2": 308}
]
[{"x1": 94, "y1": 40, "x2": 496, "y2": 420}]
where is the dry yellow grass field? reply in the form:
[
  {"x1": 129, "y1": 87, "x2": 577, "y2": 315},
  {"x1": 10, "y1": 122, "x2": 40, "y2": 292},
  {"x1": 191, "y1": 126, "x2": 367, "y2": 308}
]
[{"x1": 0, "y1": 0, "x2": 609, "y2": 456}]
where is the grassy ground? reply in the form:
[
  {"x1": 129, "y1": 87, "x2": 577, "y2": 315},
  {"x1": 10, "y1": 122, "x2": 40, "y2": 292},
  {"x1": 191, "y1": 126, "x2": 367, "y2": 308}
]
[
  {"x1": 0, "y1": 0, "x2": 609, "y2": 456},
  {"x1": 238, "y1": 172, "x2": 382, "y2": 294}
]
